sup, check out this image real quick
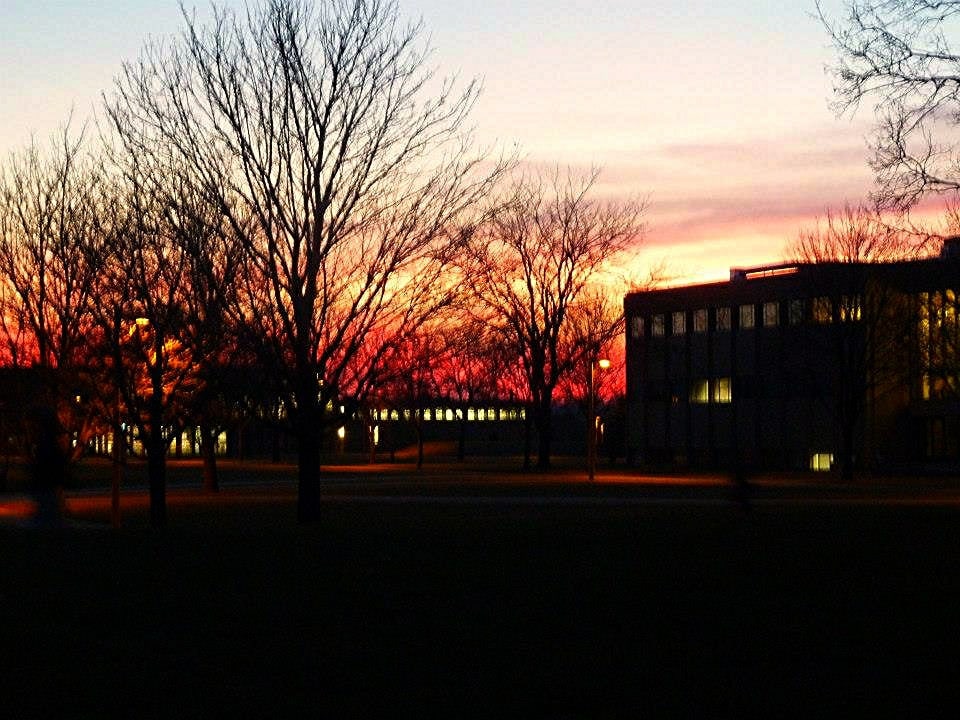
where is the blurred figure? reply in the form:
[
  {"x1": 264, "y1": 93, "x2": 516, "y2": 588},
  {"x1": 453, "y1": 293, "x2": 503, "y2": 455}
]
[{"x1": 28, "y1": 405, "x2": 68, "y2": 525}]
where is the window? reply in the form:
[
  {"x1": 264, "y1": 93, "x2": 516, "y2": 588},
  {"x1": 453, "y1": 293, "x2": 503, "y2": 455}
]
[
  {"x1": 467, "y1": 407, "x2": 476, "y2": 421},
  {"x1": 630, "y1": 316, "x2": 644, "y2": 339},
  {"x1": 423, "y1": 408, "x2": 432, "y2": 421},
  {"x1": 763, "y1": 302, "x2": 779, "y2": 327},
  {"x1": 813, "y1": 296, "x2": 832, "y2": 324},
  {"x1": 693, "y1": 309, "x2": 708, "y2": 333},
  {"x1": 716, "y1": 307, "x2": 731, "y2": 331},
  {"x1": 810, "y1": 453, "x2": 834, "y2": 472},
  {"x1": 690, "y1": 379, "x2": 709, "y2": 404},
  {"x1": 651, "y1": 314, "x2": 665, "y2": 337},
  {"x1": 713, "y1": 377, "x2": 732, "y2": 403},
  {"x1": 672, "y1": 311, "x2": 686, "y2": 335},
  {"x1": 789, "y1": 299, "x2": 803, "y2": 325},
  {"x1": 840, "y1": 295, "x2": 862, "y2": 322},
  {"x1": 739, "y1": 304, "x2": 755, "y2": 329}
]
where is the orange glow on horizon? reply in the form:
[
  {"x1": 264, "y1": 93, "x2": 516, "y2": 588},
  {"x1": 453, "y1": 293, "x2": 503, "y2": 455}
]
[{"x1": 0, "y1": 498, "x2": 38, "y2": 519}]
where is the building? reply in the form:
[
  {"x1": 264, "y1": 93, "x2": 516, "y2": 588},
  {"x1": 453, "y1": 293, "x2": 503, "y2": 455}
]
[{"x1": 624, "y1": 240, "x2": 960, "y2": 474}]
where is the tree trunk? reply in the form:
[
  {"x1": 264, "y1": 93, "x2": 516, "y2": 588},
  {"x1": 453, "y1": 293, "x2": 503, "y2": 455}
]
[
  {"x1": 147, "y1": 377, "x2": 167, "y2": 529},
  {"x1": 202, "y1": 427, "x2": 219, "y2": 493},
  {"x1": 535, "y1": 396, "x2": 553, "y2": 469},
  {"x1": 523, "y1": 405, "x2": 532, "y2": 471},
  {"x1": 147, "y1": 432, "x2": 167, "y2": 529},
  {"x1": 297, "y1": 421, "x2": 322, "y2": 522},
  {"x1": 416, "y1": 420, "x2": 424, "y2": 470},
  {"x1": 457, "y1": 417, "x2": 466, "y2": 462},
  {"x1": 368, "y1": 422, "x2": 377, "y2": 464}
]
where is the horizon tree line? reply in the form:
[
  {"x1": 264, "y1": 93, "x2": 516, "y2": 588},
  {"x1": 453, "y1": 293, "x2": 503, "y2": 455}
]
[{"x1": 0, "y1": 0, "x2": 643, "y2": 526}]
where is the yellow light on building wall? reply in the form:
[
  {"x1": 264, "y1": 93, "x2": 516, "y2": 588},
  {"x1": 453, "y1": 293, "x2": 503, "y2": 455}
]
[{"x1": 810, "y1": 453, "x2": 834, "y2": 472}]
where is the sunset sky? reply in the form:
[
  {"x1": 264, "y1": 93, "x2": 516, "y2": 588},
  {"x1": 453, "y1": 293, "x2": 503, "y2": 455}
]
[{"x1": 0, "y1": 0, "x2": 899, "y2": 282}]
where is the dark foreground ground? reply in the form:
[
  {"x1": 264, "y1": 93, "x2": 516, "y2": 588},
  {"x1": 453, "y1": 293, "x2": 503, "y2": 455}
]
[{"x1": 2, "y1": 465, "x2": 960, "y2": 717}]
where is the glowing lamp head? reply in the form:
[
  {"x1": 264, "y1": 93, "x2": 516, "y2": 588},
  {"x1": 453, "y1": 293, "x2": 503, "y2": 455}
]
[
  {"x1": 597, "y1": 358, "x2": 611, "y2": 370},
  {"x1": 337, "y1": 426, "x2": 346, "y2": 440}
]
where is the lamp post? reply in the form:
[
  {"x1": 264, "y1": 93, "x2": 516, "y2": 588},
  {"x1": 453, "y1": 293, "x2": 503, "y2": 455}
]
[{"x1": 588, "y1": 356, "x2": 610, "y2": 482}]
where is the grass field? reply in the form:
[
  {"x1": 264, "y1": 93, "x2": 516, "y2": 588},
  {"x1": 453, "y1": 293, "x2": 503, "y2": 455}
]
[{"x1": 2, "y1": 467, "x2": 960, "y2": 716}]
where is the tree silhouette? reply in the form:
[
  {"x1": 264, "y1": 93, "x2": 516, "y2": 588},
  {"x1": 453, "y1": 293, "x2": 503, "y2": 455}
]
[
  {"x1": 819, "y1": 0, "x2": 960, "y2": 210},
  {"x1": 0, "y1": 120, "x2": 105, "y2": 463},
  {"x1": 464, "y1": 167, "x2": 644, "y2": 468},
  {"x1": 106, "y1": 0, "x2": 505, "y2": 520}
]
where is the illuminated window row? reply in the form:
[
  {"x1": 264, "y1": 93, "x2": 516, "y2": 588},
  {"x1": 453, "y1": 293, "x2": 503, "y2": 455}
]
[
  {"x1": 631, "y1": 296, "x2": 864, "y2": 339},
  {"x1": 371, "y1": 406, "x2": 526, "y2": 422},
  {"x1": 689, "y1": 377, "x2": 732, "y2": 404}
]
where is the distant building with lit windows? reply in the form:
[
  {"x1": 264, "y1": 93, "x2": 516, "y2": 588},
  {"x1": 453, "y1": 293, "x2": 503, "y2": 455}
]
[{"x1": 624, "y1": 239, "x2": 960, "y2": 474}]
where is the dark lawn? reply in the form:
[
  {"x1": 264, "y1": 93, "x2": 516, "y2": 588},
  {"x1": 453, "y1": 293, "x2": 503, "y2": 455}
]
[{"x1": 2, "y1": 495, "x2": 960, "y2": 717}]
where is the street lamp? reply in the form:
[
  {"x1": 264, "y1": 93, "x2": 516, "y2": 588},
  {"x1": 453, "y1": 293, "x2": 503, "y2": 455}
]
[{"x1": 588, "y1": 357, "x2": 610, "y2": 482}]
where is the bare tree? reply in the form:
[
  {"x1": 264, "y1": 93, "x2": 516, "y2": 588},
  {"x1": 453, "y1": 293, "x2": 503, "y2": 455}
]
[
  {"x1": 465, "y1": 167, "x2": 644, "y2": 469},
  {"x1": 784, "y1": 205, "x2": 922, "y2": 479},
  {"x1": 84, "y1": 137, "x2": 242, "y2": 527},
  {"x1": 432, "y1": 320, "x2": 504, "y2": 462},
  {"x1": 0, "y1": 121, "x2": 106, "y2": 471},
  {"x1": 370, "y1": 328, "x2": 444, "y2": 468},
  {"x1": 106, "y1": 0, "x2": 504, "y2": 520},
  {"x1": 787, "y1": 203, "x2": 931, "y2": 263},
  {"x1": 819, "y1": 1, "x2": 960, "y2": 210}
]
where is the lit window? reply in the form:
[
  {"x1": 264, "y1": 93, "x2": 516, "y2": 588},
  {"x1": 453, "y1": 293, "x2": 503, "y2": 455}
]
[
  {"x1": 763, "y1": 302, "x2": 779, "y2": 327},
  {"x1": 789, "y1": 299, "x2": 803, "y2": 325},
  {"x1": 813, "y1": 296, "x2": 832, "y2": 324},
  {"x1": 716, "y1": 307, "x2": 731, "y2": 331},
  {"x1": 519, "y1": 407, "x2": 526, "y2": 420},
  {"x1": 739, "y1": 304, "x2": 755, "y2": 329},
  {"x1": 652, "y1": 314, "x2": 665, "y2": 337},
  {"x1": 713, "y1": 377, "x2": 732, "y2": 403},
  {"x1": 390, "y1": 409, "x2": 399, "y2": 421},
  {"x1": 423, "y1": 408, "x2": 432, "y2": 421},
  {"x1": 694, "y1": 309, "x2": 708, "y2": 333},
  {"x1": 840, "y1": 295, "x2": 862, "y2": 322},
  {"x1": 690, "y1": 380, "x2": 709, "y2": 404},
  {"x1": 467, "y1": 407, "x2": 476, "y2": 421},
  {"x1": 672, "y1": 311, "x2": 686, "y2": 335},
  {"x1": 488, "y1": 407, "x2": 496, "y2": 421},
  {"x1": 509, "y1": 408, "x2": 518, "y2": 420},
  {"x1": 403, "y1": 409, "x2": 411, "y2": 421},
  {"x1": 455, "y1": 408, "x2": 463, "y2": 421},
  {"x1": 631, "y1": 316, "x2": 644, "y2": 339},
  {"x1": 810, "y1": 453, "x2": 834, "y2": 472},
  {"x1": 435, "y1": 407, "x2": 445, "y2": 421}
]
